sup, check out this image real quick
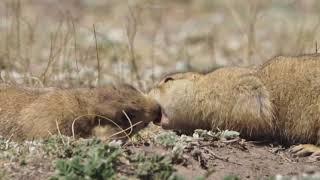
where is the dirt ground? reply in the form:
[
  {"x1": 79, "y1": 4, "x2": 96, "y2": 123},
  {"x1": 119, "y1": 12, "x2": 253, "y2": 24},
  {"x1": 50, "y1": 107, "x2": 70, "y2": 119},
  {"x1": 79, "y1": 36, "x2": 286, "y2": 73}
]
[
  {"x1": 132, "y1": 137, "x2": 320, "y2": 180},
  {"x1": 1, "y1": 129, "x2": 320, "y2": 180}
]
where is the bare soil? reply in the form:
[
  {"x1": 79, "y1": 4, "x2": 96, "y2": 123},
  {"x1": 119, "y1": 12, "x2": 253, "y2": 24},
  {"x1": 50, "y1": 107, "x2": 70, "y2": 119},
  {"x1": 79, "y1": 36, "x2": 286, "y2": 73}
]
[
  {"x1": 1, "y1": 131, "x2": 320, "y2": 180},
  {"x1": 131, "y1": 138, "x2": 320, "y2": 180}
]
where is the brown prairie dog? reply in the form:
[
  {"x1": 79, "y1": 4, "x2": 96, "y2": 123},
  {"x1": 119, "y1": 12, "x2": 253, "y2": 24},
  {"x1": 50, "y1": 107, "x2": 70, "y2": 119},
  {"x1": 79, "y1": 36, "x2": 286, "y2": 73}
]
[
  {"x1": 0, "y1": 83, "x2": 162, "y2": 141},
  {"x1": 149, "y1": 54, "x2": 320, "y2": 146}
]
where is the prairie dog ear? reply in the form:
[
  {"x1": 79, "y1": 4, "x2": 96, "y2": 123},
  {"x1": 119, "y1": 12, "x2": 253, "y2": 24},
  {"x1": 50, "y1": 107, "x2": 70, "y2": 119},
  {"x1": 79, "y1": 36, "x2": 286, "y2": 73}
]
[
  {"x1": 160, "y1": 72, "x2": 202, "y2": 84},
  {"x1": 159, "y1": 76, "x2": 175, "y2": 84},
  {"x1": 163, "y1": 76, "x2": 174, "y2": 83},
  {"x1": 231, "y1": 76, "x2": 274, "y2": 137}
]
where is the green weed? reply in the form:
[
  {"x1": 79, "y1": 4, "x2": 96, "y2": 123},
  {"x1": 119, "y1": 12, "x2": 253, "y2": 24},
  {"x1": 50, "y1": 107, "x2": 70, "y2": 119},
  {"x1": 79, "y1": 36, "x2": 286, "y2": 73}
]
[{"x1": 51, "y1": 142, "x2": 122, "y2": 180}]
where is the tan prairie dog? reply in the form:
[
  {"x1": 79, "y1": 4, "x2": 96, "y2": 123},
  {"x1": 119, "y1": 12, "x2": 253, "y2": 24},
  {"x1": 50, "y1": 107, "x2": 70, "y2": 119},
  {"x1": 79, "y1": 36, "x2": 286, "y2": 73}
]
[
  {"x1": 149, "y1": 54, "x2": 320, "y2": 156},
  {"x1": 0, "y1": 83, "x2": 161, "y2": 141}
]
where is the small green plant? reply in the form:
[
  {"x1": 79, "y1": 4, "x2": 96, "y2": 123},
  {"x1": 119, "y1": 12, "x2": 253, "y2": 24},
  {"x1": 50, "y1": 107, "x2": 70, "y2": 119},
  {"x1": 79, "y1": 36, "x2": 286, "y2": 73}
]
[
  {"x1": 42, "y1": 135, "x2": 74, "y2": 158},
  {"x1": 51, "y1": 143, "x2": 122, "y2": 180},
  {"x1": 220, "y1": 130, "x2": 240, "y2": 140},
  {"x1": 194, "y1": 176, "x2": 206, "y2": 180},
  {"x1": 50, "y1": 137, "x2": 183, "y2": 180},
  {"x1": 154, "y1": 131, "x2": 180, "y2": 148},
  {"x1": 193, "y1": 129, "x2": 240, "y2": 141},
  {"x1": 130, "y1": 153, "x2": 180, "y2": 180},
  {"x1": 19, "y1": 159, "x2": 27, "y2": 166},
  {"x1": 224, "y1": 175, "x2": 241, "y2": 180},
  {"x1": 0, "y1": 170, "x2": 8, "y2": 180},
  {"x1": 0, "y1": 136, "x2": 13, "y2": 151}
]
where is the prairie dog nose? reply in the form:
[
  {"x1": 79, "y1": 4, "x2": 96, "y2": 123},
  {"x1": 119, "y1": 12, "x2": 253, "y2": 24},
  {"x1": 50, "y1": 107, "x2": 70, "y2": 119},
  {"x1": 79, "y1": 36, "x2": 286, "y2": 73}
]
[{"x1": 153, "y1": 105, "x2": 162, "y2": 125}]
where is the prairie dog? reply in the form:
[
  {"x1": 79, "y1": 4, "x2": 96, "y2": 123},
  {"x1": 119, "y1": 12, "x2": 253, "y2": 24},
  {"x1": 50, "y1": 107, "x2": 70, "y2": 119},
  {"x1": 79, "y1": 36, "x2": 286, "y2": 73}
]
[
  {"x1": 149, "y1": 54, "x2": 320, "y2": 146},
  {"x1": 257, "y1": 54, "x2": 320, "y2": 144},
  {"x1": 150, "y1": 67, "x2": 274, "y2": 140},
  {"x1": 0, "y1": 83, "x2": 161, "y2": 141}
]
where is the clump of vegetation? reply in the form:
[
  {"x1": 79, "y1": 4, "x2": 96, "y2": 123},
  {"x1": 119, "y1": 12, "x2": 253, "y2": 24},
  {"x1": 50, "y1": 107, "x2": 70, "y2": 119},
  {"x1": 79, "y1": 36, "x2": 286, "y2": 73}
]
[
  {"x1": 193, "y1": 129, "x2": 240, "y2": 141},
  {"x1": 154, "y1": 129, "x2": 240, "y2": 149},
  {"x1": 154, "y1": 129, "x2": 240, "y2": 159},
  {"x1": 0, "y1": 170, "x2": 8, "y2": 180},
  {"x1": 42, "y1": 135, "x2": 74, "y2": 158},
  {"x1": 154, "y1": 131, "x2": 181, "y2": 148},
  {"x1": 48, "y1": 136, "x2": 183, "y2": 180},
  {"x1": 51, "y1": 142, "x2": 122, "y2": 180},
  {"x1": 0, "y1": 136, "x2": 16, "y2": 152},
  {"x1": 130, "y1": 153, "x2": 183, "y2": 180},
  {"x1": 223, "y1": 175, "x2": 241, "y2": 180}
]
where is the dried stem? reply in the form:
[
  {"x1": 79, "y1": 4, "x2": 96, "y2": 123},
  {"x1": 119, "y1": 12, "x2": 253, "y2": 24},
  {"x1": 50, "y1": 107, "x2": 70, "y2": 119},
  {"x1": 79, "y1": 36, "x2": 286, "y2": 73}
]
[
  {"x1": 55, "y1": 119, "x2": 66, "y2": 145},
  {"x1": 71, "y1": 114, "x2": 131, "y2": 141},
  {"x1": 93, "y1": 24, "x2": 101, "y2": 86},
  {"x1": 14, "y1": 0, "x2": 21, "y2": 58},
  {"x1": 247, "y1": 1, "x2": 258, "y2": 65},
  {"x1": 41, "y1": 34, "x2": 55, "y2": 85},
  {"x1": 149, "y1": 5, "x2": 163, "y2": 85},
  {"x1": 125, "y1": 5, "x2": 143, "y2": 89},
  {"x1": 71, "y1": 19, "x2": 80, "y2": 86}
]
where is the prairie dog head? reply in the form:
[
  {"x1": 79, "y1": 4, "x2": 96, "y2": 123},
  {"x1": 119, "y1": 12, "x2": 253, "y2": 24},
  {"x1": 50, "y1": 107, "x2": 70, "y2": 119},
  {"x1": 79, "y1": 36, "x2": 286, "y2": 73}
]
[
  {"x1": 83, "y1": 84, "x2": 162, "y2": 140},
  {"x1": 148, "y1": 72, "x2": 203, "y2": 132},
  {"x1": 149, "y1": 68, "x2": 275, "y2": 139}
]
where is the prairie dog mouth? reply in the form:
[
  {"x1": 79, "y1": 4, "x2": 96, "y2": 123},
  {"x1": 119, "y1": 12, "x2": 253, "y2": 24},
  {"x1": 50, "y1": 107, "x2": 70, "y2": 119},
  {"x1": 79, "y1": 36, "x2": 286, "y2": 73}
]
[
  {"x1": 153, "y1": 108, "x2": 170, "y2": 128},
  {"x1": 160, "y1": 112, "x2": 170, "y2": 128}
]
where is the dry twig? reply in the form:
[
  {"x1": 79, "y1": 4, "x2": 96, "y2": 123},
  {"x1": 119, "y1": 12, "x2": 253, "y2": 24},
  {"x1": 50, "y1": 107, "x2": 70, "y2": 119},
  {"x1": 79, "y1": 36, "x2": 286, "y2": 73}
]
[
  {"x1": 93, "y1": 24, "x2": 101, "y2": 86},
  {"x1": 55, "y1": 119, "x2": 66, "y2": 145}
]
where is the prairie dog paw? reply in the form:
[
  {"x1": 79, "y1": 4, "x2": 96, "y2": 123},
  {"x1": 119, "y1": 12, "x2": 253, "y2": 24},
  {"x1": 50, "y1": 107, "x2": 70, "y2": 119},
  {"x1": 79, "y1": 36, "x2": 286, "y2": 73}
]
[{"x1": 290, "y1": 144, "x2": 320, "y2": 160}]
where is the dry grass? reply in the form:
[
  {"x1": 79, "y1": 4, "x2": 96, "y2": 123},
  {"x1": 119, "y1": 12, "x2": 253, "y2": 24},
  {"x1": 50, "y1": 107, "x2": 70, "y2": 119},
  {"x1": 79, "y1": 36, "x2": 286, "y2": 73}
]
[{"x1": 0, "y1": 0, "x2": 319, "y2": 90}]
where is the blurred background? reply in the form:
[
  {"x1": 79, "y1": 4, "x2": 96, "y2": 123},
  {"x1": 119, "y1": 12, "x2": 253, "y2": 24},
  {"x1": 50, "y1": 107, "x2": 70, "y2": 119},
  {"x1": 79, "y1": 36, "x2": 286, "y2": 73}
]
[{"x1": 0, "y1": 0, "x2": 319, "y2": 90}]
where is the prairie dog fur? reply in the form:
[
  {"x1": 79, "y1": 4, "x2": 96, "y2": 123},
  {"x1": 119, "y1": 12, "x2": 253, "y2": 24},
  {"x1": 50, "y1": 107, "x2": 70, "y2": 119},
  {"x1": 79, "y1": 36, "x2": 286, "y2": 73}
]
[
  {"x1": 149, "y1": 54, "x2": 320, "y2": 145},
  {"x1": 0, "y1": 84, "x2": 161, "y2": 141}
]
